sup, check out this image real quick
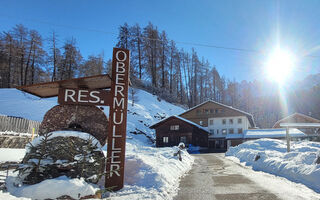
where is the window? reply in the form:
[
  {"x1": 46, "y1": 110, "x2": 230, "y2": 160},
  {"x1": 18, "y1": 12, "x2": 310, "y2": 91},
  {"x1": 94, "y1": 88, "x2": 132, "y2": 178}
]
[
  {"x1": 163, "y1": 137, "x2": 169, "y2": 143},
  {"x1": 216, "y1": 129, "x2": 219, "y2": 134},
  {"x1": 222, "y1": 119, "x2": 226, "y2": 125},
  {"x1": 209, "y1": 119, "x2": 214, "y2": 125},
  {"x1": 222, "y1": 129, "x2": 227, "y2": 134},
  {"x1": 215, "y1": 108, "x2": 218, "y2": 113},
  {"x1": 220, "y1": 109, "x2": 224, "y2": 113},
  {"x1": 170, "y1": 125, "x2": 179, "y2": 130},
  {"x1": 238, "y1": 128, "x2": 243, "y2": 134},
  {"x1": 238, "y1": 118, "x2": 242, "y2": 124},
  {"x1": 200, "y1": 121, "x2": 203, "y2": 125},
  {"x1": 209, "y1": 129, "x2": 214, "y2": 134},
  {"x1": 229, "y1": 128, "x2": 234, "y2": 134},
  {"x1": 180, "y1": 136, "x2": 187, "y2": 143},
  {"x1": 204, "y1": 109, "x2": 209, "y2": 114},
  {"x1": 229, "y1": 119, "x2": 233, "y2": 124},
  {"x1": 210, "y1": 109, "x2": 214, "y2": 113}
]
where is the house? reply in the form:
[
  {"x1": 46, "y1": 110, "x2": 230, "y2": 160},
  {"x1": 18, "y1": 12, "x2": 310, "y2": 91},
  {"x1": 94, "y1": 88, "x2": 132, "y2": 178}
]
[
  {"x1": 273, "y1": 113, "x2": 320, "y2": 136},
  {"x1": 179, "y1": 100, "x2": 255, "y2": 150},
  {"x1": 151, "y1": 100, "x2": 255, "y2": 150},
  {"x1": 150, "y1": 115, "x2": 209, "y2": 147}
]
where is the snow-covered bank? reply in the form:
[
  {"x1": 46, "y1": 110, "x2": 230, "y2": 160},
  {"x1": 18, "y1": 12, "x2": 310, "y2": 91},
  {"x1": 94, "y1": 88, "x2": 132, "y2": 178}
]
[
  {"x1": 0, "y1": 148, "x2": 25, "y2": 163},
  {"x1": 226, "y1": 139, "x2": 320, "y2": 193},
  {"x1": 112, "y1": 143, "x2": 194, "y2": 199}
]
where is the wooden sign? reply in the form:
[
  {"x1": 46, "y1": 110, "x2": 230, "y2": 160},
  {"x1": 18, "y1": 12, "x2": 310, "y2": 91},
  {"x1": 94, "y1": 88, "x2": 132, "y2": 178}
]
[
  {"x1": 105, "y1": 48, "x2": 130, "y2": 191},
  {"x1": 58, "y1": 88, "x2": 111, "y2": 106}
]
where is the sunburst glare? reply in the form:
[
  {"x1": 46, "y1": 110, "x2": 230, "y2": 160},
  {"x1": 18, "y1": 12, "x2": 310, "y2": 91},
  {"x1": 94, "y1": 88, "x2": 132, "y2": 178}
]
[{"x1": 265, "y1": 48, "x2": 296, "y2": 84}]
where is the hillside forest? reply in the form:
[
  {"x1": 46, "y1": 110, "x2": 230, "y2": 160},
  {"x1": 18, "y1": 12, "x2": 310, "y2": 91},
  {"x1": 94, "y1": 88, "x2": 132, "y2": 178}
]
[{"x1": 1, "y1": 23, "x2": 320, "y2": 128}]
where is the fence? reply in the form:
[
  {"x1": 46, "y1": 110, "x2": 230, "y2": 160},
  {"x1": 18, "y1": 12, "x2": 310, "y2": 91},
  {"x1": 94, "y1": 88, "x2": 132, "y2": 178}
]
[{"x1": 0, "y1": 115, "x2": 41, "y2": 134}]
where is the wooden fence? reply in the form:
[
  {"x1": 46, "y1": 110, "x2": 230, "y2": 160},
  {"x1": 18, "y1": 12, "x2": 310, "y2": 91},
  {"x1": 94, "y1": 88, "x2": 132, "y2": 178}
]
[{"x1": 0, "y1": 115, "x2": 41, "y2": 134}]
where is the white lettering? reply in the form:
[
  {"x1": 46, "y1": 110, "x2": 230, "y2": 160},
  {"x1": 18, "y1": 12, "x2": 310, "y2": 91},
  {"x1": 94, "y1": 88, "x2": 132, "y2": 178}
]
[
  {"x1": 65, "y1": 89, "x2": 76, "y2": 102},
  {"x1": 89, "y1": 91, "x2": 100, "y2": 103},
  {"x1": 116, "y1": 50, "x2": 127, "y2": 62},
  {"x1": 115, "y1": 85, "x2": 125, "y2": 97},
  {"x1": 115, "y1": 73, "x2": 125, "y2": 85},
  {"x1": 112, "y1": 125, "x2": 122, "y2": 137},
  {"x1": 111, "y1": 151, "x2": 121, "y2": 163},
  {"x1": 113, "y1": 112, "x2": 123, "y2": 124},
  {"x1": 116, "y1": 61, "x2": 126, "y2": 73},
  {"x1": 110, "y1": 164, "x2": 121, "y2": 177},
  {"x1": 112, "y1": 138, "x2": 121, "y2": 150},
  {"x1": 78, "y1": 90, "x2": 88, "y2": 103},
  {"x1": 113, "y1": 97, "x2": 124, "y2": 109}
]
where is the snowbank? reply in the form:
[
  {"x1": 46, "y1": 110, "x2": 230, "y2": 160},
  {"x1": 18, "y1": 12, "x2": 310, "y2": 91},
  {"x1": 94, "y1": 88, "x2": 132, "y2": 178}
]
[
  {"x1": 226, "y1": 138, "x2": 320, "y2": 192},
  {"x1": 6, "y1": 176, "x2": 99, "y2": 199},
  {"x1": 110, "y1": 142, "x2": 194, "y2": 199},
  {"x1": 0, "y1": 148, "x2": 25, "y2": 163}
]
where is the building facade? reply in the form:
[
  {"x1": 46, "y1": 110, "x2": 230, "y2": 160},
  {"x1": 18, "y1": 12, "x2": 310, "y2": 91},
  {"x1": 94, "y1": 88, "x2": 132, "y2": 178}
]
[
  {"x1": 178, "y1": 100, "x2": 255, "y2": 150},
  {"x1": 150, "y1": 116, "x2": 208, "y2": 147}
]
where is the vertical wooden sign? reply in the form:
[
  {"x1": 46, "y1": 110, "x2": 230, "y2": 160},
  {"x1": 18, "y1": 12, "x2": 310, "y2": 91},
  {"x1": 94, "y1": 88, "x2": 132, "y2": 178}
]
[{"x1": 105, "y1": 48, "x2": 130, "y2": 191}]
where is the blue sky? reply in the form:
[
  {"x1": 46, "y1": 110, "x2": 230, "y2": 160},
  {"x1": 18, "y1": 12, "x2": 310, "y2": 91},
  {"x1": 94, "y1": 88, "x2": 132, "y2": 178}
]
[{"x1": 0, "y1": 0, "x2": 319, "y2": 82}]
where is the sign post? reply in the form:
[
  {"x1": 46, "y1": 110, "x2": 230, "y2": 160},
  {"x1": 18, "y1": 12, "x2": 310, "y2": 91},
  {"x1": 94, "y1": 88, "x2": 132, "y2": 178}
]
[{"x1": 105, "y1": 48, "x2": 130, "y2": 191}]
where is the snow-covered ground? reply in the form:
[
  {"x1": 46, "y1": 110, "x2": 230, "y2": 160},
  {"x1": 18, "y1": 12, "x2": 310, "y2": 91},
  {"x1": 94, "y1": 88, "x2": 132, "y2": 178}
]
[
  {"x1": 0, "y1": 88, "x2": 193, "y2": 200},
  {"x1": 226, "y1": 138, "x2": 320, "y2": 193}
]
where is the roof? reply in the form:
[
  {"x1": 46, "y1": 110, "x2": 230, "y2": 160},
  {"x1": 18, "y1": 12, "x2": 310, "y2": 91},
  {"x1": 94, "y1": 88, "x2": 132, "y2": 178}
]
[
  {"x1": 226, "y1": 128, "x2": 306, "y2": 139},
  {"x1": 16, "y1": 74, "x2": 112, "y2": 98},
  {"x1": 150, "y1": 115, "x2": 209, "y2": 133},
  {"x1": 179, "y1": 100, "x2": 255, "y2": 127},
  {"x1": 280, "y1": 123, "x2": 320, "y2": 128},
  {"x1": 273, "y1": 113, "x2": 320, "y2": 128}
]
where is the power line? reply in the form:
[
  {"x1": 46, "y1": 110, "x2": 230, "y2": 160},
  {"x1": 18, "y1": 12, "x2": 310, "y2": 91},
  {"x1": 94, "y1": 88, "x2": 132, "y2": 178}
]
[{"x1": 1, "y1": 13, "x2": 320, "y2": 58}]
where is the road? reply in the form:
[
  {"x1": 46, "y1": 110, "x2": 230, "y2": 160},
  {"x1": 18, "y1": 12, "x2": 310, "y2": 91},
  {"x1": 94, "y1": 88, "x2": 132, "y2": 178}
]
[{"x1": 174, "y1": 153, "x2": 320, "y2": 200}]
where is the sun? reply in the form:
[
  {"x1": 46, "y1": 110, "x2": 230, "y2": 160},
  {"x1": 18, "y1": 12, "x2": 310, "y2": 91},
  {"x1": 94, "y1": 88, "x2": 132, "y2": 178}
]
[{"x1": 265, "y1": 48, "x2": 296, "y2": 84}]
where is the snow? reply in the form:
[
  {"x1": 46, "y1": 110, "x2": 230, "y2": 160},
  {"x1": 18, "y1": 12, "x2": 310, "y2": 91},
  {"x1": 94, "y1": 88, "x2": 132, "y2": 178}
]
[
  {"x1": 6, "y1": 176, "x2": 99, "y2": 199},
  {"x1": 223, "y1": 154, "x2": 320, "y2": 200},
  {"x1": 0, "y1": 88, "x2": 192, "y2": 200},
  {"x1": 0, "y1": 89, "x2": 57, "y2": 122},
  {"x1": 0, "y1": 131, "x2": 32, "y2": 137},
  {"x1": 27, "y1": 130, "x2": 102, "y2": 152},
  {"x1": 0, "y1": 148, "x2": 26, "y2": 163},
  {"x1": 152, "y1": 115, "x2": 209, "y2": 133},
  {"x1": 280, "y1": 123, "x2": 320, "y2": 127},
  {"x1": 110, "y1": 143, "x2": 194, "y2": 199},
  {"x1": 226, "y1": 128, "x2": 306, "y2": 139},
  {"x1": 226, "y1": 138, "x2": 320, "y2": 193}
]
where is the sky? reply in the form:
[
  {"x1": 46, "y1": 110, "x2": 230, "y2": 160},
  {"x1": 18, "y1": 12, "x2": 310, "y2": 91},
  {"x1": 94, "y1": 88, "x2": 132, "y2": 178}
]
[{"x1": 0, "y1": 0, "x2": 320, "y2": 82}]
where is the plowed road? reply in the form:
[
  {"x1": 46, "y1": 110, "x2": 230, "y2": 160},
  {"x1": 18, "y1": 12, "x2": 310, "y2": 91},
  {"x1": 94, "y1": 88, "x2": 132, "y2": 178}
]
[{"x1": 174, "y1": 153, "x2": 320, "y2": 200}]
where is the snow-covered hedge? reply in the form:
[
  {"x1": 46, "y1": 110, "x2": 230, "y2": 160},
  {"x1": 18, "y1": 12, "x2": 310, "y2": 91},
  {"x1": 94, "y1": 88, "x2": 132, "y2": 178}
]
[{"x1": 226, "y1": 138, "x2": 320, "y2": 192}]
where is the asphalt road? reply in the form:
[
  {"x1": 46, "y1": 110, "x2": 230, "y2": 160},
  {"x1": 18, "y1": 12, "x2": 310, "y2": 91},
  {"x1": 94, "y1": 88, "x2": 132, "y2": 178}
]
[{"x1": 174, "y1": 153, "x2": 283, "y2": 200}]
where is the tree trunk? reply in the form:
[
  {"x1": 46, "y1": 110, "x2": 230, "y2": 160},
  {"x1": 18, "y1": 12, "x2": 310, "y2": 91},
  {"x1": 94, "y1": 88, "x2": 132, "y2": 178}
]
[{"x1": 24, "y1": 39, "x2": 34, "y2": 85}]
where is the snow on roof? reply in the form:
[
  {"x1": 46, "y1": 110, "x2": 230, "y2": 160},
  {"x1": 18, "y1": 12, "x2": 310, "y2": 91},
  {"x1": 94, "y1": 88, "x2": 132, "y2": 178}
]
[
  {"x1": 224, "y1": 134, "x2": 243, "y2": 139},
  {"x1": 179, "y1": 100, "x2": 255, "y2": 127},
  {"x1": 273, "y1": 113, "x2": 320, "y2": 128},
  {"x1": 243, "y1": 128, "x2": 306, "y2": 139},
  {"x1": 280, "y1": 123, "x2": 320, "y2": 128},
  {"x1": 150, "y1": 115, "x2": 208, "y2": 133},
  {"x1": 174, "y1": 115, "x2": 209, "y2": 133}
]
